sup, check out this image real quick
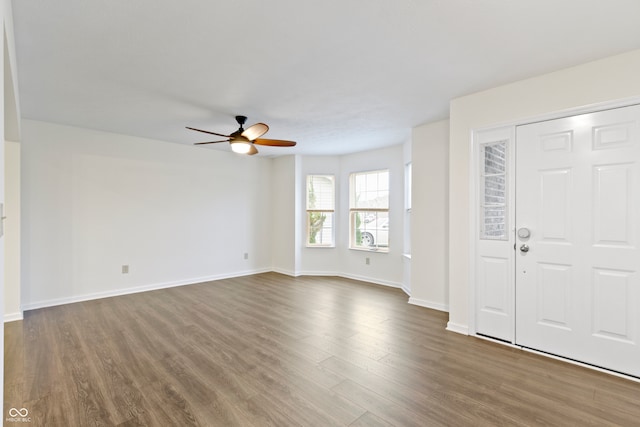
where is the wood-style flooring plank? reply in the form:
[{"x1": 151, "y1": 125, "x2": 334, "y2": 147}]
[
  {"x1": 349, "y1": 411, "x2": 394, "y2": 427},
  {"x1": 5, "y1": 272, "x2": 640, "y2": 426},
  {"x1": 3, "y1": 321, "x2": 24, "y2": 408},
  {"x1": 332, "y1": 378, "x2": 427, "y2": 427}
]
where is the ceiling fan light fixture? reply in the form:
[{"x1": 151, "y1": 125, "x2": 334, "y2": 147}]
[{"x1": 230, "y1": 137, "x2": 252, "y2": 154}]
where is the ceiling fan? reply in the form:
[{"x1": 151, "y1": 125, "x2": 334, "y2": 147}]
[{"x1": 187, "y1": 115, "x2": 296, "y2": 155}]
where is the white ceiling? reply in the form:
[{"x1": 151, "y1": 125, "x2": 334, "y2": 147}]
[{"x1": 12, "y1": 0, "x2": 640, "y2": 156}]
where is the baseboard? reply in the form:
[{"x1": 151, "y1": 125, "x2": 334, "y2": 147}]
[
  {"x1": 446, "y1": 321, "x2": 469, "y2": 335},
  {"x1": 408, "y1": 297, "x2": 448, "y2": 312},
  {"x1": 296, "y1": 270, "x2": 341, "y2": 277},
  {"x1": 4, "y1": 311, "x2": 24, "y2": 323},
  {"x1": 337, "y1": 272, "x2": 403, "y2": 289},
  {"x1": 270, "y1": 267, "x2": 299, "y2": 277},
  {"x1": 401, "y1": 285, "x2": 411, "y2": 297},
  {"x1": 21, "y1": 268, "x2": 404, "y2": 313},
  {"x1": 21, "y1": 268, "x2": 272, "y2": 311},
  {"x1": 294, "y1": 270, "x2": 403, "y2": 290}
]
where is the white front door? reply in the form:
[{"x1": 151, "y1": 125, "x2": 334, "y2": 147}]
[{"x1": 515, "y1": 105, "x2": 640, "y2": 377}]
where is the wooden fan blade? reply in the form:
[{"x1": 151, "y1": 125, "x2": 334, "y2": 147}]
[
  {"x1": 194, "y1": 139, "x2": 229, "y2": 145},
  {"x1": 186, "y1": 127, "x2": 230, "y2": 138},
  {"x1": 254, "y1": 138, "x2": 296, "y2": 147},
  {"x1": 247, "y1": 145, "x2": 259, "y2": 155},
  {"x1": 242, "y1": 123, "x2": 269, "y2": 141}
]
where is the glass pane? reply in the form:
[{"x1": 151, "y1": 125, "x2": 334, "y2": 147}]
[
  {"x1": 308, "y1": 212, "x2": 334, "y2": 246},
  {"x1": 352, "y1": 211, "x2": 389, "y2": 251},
  {"x1": 307, "y1": 175, "x2": 334, "y2": 210},
  {"x1": 352, "y1": 170, "x2": 390, "y2": 210},
  {"x1": 355, "y1": 174, "x2": 366, "y2": 193},
  {"x1": 484, "y1": 142, "x2": 506, "y2": 174},
  {"x1": 482, "y1": 206, "x2": 506, "y2": 239},
  {"x1": 480, "y1": 141, "x2": 508, "y2": 240},
  {"x1": 484, "y1": 175, "x2": 506, "y2": 205},
  {"x1": 366, "y1": 173, "x2": 377, "y2": 192},
  {"x1": 378, "y1": 170, "x2": 390, "y2": 191}
]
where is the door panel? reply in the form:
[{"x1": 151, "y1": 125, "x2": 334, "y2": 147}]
[
  {"x1": 536, "y1": 262, "x2": 572, "y2": 330},
  {"x1": 592, "y1": 268, "x2": 635, "y2": 343},
  {"x1": 539, "y1": 169, "x2": 571, "y2": 241},
  {"x1": 516, "y1": 105, "x2": 640, "y2": 377},
  {"x1": 479, "y1": 256, "x2": 510, "y2": 315},
  {"x1": 593, "y1": 164, "x2": 633, "y2": 246}
]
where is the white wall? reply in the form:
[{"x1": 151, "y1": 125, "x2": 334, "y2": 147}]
[
  {"x1": 21, "y1": 120, "x2": 273, "y2": 309},
  {"x1": 271, "y1": 155, "x2": 299, "y2": 275},
  {"x1": 410, "y1": 120, "x2": 449, "y2": 311},
  {"x1": 448, "y1": 49, "x2": 640, "y2": 333},
  {"x1": 4, "y1": 139, "x2": 20, "y2": 320},
  {"x1": 337, "y1": 145, "x2": 405, "y2": 288}
]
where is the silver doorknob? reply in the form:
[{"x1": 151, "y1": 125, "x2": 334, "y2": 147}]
[{"x1": 520, "y1": 244, "x2": 530, "y2": 253}]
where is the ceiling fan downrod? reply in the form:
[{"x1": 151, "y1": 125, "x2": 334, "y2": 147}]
[{"x1": 235, "y1": 115, "x2": 247, "y2": 131}]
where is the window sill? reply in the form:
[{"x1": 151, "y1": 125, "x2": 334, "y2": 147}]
[{"x1": 305, "y1": 245, "x2": 336, "y2": 249}]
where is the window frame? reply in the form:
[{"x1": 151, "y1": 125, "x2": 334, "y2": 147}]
[{"x1": 305, "y1": 174, "x2": 336, "y2": 248}]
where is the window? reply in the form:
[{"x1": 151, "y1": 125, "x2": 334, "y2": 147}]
[
  {"x1": 350, "y1": 169, "x2": 389, "y2": 251},
  {"x1": 404, "y1": 162, "x2": 412, "y2": 254},
  {"x1": 306, "y1": 175, "x2": 335, "y2": 247},
  {"x1": 405, "y1": 162, "x2": 412, "y2": 211},
  {"x1": 479, "y1": 141, "x2": 507, "y2": 240}
]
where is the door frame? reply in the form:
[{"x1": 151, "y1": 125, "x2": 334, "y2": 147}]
[{"x1": 468, "y1": 96, "x2": 640, "y2": 341}]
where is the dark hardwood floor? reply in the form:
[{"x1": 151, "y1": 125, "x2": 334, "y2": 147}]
[{"x1": 5, "y1": 273, "x2": 640, "y2": 426}]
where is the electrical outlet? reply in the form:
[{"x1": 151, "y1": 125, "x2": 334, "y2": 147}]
[
  {"x1": 365, "y1": 257, "x2": 370, "y2": 265},
  {"x1": 244, "y1": 253, "x2": 249, "y2": 260},
  {"x1": 122, "y1": 265, "x2": 129, "y2": 274}
]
